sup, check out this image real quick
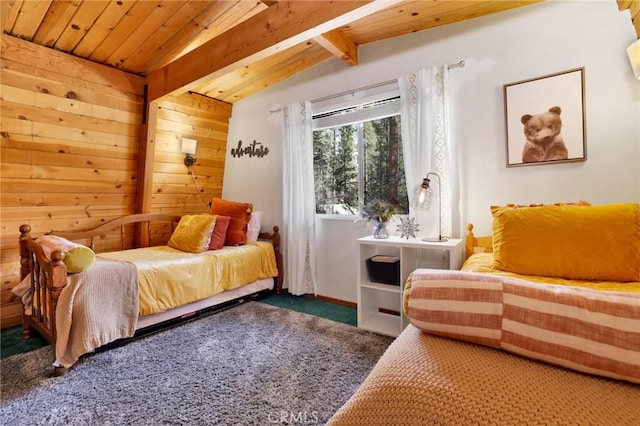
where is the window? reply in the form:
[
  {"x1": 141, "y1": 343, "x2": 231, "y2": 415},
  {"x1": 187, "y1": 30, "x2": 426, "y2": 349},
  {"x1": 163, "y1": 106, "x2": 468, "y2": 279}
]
[{"x1": 312, "y1": 93, "x2": 408, "y2": 216}]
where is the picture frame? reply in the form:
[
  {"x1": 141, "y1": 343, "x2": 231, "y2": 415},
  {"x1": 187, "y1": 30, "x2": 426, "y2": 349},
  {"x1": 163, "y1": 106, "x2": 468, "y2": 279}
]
[{"x1": 503, "y1": 68, "x2": 586, "y2": 167}]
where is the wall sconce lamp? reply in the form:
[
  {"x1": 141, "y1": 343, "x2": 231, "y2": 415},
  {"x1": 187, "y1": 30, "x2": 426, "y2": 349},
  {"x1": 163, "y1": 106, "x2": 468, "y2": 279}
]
[
  {"x1": 627, "y1": 39, "x2": 640, "y2": 80},
  {"x1": 181, "y1": 138, "x2": 197, "y2": 167},
  {"x1": 412, "y1": 172, "x2": 448, "y2": 242}
]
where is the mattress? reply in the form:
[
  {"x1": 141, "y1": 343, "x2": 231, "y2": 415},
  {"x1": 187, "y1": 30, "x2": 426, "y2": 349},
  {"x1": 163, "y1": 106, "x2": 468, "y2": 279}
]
[
  {"x1": 99, "y1": 241, "x2": 278, "y2": 316},
  {"x1": 462, "y1": 253, "x2": 640, "y2": 293},
  {"x1": 136, "y1": 278, "x2": 273, "y2": 329}
]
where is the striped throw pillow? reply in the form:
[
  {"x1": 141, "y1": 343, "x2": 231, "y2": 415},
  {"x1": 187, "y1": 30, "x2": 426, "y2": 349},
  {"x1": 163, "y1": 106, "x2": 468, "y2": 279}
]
[
  {"x1": 407, "y1": 270, "x2": 503, "y2": 348},
  {"x1": 501, "y1": 277, "x2": 640, "y2": 383},
  {"x1": 405, "y1": 269, "x2": 640, "y2": 384}
]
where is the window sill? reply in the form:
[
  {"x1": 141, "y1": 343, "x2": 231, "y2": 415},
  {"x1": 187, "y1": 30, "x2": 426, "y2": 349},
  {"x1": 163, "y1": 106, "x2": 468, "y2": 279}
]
[{"x1": 316, "y1": 214, "x2": 360, "y2": 221}]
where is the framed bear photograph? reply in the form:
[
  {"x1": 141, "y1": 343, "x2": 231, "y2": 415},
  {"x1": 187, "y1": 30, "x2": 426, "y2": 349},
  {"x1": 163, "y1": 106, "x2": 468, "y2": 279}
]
[{"x1": 503, "y1": 67, "x2": 586, "y2": 167}]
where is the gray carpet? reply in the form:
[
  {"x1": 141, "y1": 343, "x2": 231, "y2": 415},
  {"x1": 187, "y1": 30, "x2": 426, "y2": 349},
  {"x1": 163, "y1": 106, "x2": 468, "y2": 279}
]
[{"x1": 0, "y1": 302, "x2": 394, "y2": 425}]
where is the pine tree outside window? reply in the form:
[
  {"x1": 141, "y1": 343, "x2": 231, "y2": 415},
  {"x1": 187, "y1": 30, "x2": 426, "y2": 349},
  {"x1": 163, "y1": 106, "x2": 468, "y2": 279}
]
[{"x1": 312, "y1": 95, "x2": 408, "y2": 217}]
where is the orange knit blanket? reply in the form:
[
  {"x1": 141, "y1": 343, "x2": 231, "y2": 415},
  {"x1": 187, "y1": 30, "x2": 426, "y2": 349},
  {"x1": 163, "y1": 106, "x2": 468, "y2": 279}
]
[{"x1": 327, "y1": 326, "x2": 640, "y2": 426}]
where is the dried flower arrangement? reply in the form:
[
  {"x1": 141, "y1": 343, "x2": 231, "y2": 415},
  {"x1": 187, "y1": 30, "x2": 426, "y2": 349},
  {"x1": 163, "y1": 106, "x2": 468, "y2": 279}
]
[{"x1": 360, "y1": 200, "x2": 399, "y2": 223}]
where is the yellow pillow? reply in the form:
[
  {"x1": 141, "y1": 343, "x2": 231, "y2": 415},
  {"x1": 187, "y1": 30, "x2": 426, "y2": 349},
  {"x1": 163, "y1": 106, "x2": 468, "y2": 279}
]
[
  {"x1": 491, "y1": 203, "x2": 640, "y2": 281},
  {"x1": 167, "y1": 214, "x2": 216, "y2": 253},
  {"x1": 35, "y1": 235, "x2": 96, "y2": 273}
]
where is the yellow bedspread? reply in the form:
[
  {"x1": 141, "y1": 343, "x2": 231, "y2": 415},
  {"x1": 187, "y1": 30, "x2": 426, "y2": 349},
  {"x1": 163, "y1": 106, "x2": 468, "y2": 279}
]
[
  {"x1": 462, "y1": 253, "x2": 640, "y2": 293},
  {"x1": 99, "y1": 241, "x2": 278, "y2": 316}
]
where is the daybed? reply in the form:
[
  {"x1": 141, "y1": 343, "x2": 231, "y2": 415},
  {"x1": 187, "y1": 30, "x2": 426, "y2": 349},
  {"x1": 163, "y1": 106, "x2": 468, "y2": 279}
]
[
  {"x1": 15, "y1": 208, "x2": 283, "y2": 376},
  {"x1": 328, "y1": 202, "x2": 640, "y2": 425}
]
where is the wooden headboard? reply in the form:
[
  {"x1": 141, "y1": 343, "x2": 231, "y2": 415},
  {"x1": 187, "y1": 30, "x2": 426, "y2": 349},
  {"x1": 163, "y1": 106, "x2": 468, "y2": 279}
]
[{"x1": 465, "y1": 223, "x2": 493, "y2": 260}]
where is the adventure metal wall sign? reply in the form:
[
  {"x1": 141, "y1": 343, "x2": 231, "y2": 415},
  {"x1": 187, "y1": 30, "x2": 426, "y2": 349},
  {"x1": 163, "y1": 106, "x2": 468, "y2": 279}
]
[{"x1": 231, "y1": 140, "x2": 269, "y2": 158}]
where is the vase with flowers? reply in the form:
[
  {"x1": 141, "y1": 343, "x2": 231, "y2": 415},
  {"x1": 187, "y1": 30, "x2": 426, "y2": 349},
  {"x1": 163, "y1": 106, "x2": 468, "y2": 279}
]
[{"x1": 361, "y1": 200, "x2": 399, "y2": 239}]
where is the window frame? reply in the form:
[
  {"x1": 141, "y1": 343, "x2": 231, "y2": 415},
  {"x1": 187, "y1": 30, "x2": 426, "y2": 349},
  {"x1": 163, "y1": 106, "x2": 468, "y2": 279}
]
[{"x1": 311, "y1": 86, "x2": 404, "y2": 218}]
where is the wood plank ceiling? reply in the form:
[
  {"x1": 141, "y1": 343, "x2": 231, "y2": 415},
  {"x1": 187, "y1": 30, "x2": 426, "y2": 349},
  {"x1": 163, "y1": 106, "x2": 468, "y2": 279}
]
[{"x1": 2, "y1": 0, "x2": 546, "y2": 104}]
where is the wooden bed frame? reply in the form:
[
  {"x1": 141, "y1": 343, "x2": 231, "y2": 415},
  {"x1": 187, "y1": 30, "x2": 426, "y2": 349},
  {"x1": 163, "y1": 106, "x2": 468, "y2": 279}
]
[
  {"x1": 464, "y1": 223, "x2": 493, "y2": 260},
  {"x1": 18, "y1": 213, "x2": 284, "y2": 361}
]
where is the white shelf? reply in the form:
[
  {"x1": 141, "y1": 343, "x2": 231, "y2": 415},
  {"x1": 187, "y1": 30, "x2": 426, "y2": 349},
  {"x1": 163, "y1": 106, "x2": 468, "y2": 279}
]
[
  {"x1": 357, "y1": 236, "x2": 464, "y2": 337},
  {"x1": 360, "y1": 281, "x2": 402, "y2": 292}
]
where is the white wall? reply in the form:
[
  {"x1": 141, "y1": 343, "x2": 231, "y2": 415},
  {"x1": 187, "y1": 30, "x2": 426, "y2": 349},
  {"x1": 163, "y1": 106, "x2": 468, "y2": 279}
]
[{"x1": 223, "y1": 0, "x2": 640, "y2": 302}]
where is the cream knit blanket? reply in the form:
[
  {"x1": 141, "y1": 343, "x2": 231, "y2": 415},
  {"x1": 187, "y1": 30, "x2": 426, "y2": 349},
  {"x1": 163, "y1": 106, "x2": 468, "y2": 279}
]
[{"x1": 55, "y1": 256, "x2": 138, "y2": 368}]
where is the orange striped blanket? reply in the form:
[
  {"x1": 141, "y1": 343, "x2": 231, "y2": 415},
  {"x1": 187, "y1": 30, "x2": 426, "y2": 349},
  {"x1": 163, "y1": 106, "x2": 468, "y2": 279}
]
[{"x1": 405, "y1": 269, "x2": 640, "y2": 384}]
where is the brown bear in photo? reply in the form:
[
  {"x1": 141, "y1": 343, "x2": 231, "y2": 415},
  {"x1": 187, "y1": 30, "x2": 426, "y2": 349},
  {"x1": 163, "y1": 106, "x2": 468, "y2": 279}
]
[{"x1": 521, "y1": 106, "x2": 569, "y2": 163}]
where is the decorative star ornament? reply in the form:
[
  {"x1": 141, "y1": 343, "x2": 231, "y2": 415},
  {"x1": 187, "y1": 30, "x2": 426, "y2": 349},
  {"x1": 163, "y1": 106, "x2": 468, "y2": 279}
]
[{"x1": 397, "y1": 216, "x2": 419, "y2": 239}]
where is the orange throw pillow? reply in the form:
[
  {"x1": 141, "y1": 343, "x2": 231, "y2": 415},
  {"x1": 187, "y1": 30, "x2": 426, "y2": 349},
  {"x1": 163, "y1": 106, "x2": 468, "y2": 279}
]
[
  {"x1": 208, "y1": 215, "x2": 231, "y2": 250},
  {"x1": 210, "y1": 198, "x2": 253, "y2": 245}
]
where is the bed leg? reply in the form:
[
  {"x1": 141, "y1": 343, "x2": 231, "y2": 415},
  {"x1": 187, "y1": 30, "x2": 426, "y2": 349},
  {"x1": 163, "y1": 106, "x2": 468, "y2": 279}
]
[{"x1": 21, "y1": 316, "x2": 32, "y2": 340}]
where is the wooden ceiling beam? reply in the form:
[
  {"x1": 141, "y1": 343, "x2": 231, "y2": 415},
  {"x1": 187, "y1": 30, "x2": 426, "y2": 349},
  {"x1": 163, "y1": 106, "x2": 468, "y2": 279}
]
[
  {"x1": 201, "y1": 42, "x2": 334, "y2": 103},
  {"x1": 618, "y1": 0, "x2": 640, "y2": 38},
  {"x1": 146, "y1": 0, "x2": 403, "y2": 102},
  {"x1": 314, "y1": 29, "x2": 359, "y2": 66},
  {"x1": 633, "y1": 2, "x2": 640, "y2": 26},
  {"x1": 141, "y1": 1, "x2": 265, "y2": 75},
  {"x1": 618, "y1": 0, "x2": 633, "y2": 11}
]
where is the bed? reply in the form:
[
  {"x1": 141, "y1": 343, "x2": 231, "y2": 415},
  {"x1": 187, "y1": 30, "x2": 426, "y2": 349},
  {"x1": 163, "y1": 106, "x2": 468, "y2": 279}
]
[
  {"x1": 15, "y1": 211, "x2": 283, "y2": 375},
  {"x1": 328, "y1": 203, "x2": 640, "y2": 425}
]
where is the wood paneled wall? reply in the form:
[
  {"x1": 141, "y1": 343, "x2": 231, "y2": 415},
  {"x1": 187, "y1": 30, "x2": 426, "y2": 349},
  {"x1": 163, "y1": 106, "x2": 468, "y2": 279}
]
[
  {"x1": 153, "y1": 92, "x2": 230, "y2": 214},
  {"x1": 0, "y1": 35, "x2": 143, "y2": 327},
  {"x1": 0, "y1": 35, "x2": 232, "y2": 328}
]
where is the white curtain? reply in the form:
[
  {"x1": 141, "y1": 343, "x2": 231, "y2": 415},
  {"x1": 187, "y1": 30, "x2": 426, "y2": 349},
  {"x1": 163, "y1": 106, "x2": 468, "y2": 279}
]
[
  {"x1": 282, "y1": 101, "x2": 318, "y2": 295},
  {"x1": 399, "y1": 65, "x2": 460, "y2": 238}
]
